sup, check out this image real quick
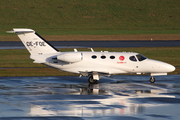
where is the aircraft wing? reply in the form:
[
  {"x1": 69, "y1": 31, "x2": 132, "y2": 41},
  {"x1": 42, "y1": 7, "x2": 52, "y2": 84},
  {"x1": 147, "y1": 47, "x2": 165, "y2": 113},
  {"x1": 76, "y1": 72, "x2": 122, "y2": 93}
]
[{"x1": 79, "y1": 71, "x2": 110, "y2": 77}]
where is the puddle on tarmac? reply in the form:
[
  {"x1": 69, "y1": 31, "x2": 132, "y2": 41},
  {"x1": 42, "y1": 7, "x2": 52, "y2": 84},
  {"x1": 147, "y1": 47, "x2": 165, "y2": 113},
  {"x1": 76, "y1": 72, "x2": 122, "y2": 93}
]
[{"x1": 0, "y1": 75, "x2": 180, "y2": 120}]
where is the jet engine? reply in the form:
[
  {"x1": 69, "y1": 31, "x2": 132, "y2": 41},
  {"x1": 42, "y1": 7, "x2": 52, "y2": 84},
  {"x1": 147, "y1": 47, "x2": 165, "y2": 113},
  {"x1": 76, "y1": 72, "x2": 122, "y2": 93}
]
[{"x1": 57, "y1": 52, "x2": 83, "y2": 63}]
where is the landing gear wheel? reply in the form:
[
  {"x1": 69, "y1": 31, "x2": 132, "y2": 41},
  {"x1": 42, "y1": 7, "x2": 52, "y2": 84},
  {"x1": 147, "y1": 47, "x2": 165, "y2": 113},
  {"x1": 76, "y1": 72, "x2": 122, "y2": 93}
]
[
  {"x1": 88, "y1": 76, "x2": 97, "y2": 84},
  {"x1": 150, "y1": 77, "x2": 155, "y2": 83}
]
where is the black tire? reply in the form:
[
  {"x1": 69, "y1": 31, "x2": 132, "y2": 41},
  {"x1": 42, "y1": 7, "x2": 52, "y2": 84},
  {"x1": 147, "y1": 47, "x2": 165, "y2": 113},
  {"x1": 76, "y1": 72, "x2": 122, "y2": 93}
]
[
  {"x1": 88, "y1": 76, "x2": 97, "y2": 83},
  {"x1": 150, "y1": 77, "x2": 155, "y2": 83}
]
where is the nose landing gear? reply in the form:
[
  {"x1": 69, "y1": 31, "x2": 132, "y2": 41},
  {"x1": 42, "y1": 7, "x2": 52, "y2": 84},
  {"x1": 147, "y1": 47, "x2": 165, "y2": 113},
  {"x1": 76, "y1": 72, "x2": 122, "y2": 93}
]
[
  {"x1": 150, "y1": 76, "x2": 155, "y2": 83},
  {"x1": 88, "y1": 76, "x2": 97, "y2": 84}
]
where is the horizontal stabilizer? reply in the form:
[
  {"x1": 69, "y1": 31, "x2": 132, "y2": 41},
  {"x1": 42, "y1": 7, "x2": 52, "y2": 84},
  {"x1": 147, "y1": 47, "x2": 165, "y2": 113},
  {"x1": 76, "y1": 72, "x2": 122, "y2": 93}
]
[{"x1": 7, "y1": 28, "x2": 34, "y2": 34}]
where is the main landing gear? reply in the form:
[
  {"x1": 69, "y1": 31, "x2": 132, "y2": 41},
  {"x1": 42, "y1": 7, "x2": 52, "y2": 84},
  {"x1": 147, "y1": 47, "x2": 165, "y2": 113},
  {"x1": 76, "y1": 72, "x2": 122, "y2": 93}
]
[
  {"x1": 88, "y1": 76, "x2": 98, "y2": 84},
  {"x1": 150, "y1": 76, "x2": 155, "y2": 83}
]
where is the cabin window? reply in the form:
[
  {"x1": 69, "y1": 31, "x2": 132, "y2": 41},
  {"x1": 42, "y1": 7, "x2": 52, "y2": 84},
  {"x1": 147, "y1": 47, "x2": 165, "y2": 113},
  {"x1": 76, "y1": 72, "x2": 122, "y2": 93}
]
[
  {"x1": 136, "y1": 54, "x2": 147, "y2": 61},
  {"x1": 101, "y1": 55, "x2": 106, "y2": 59},
  {"x1": 129, "y1": 56, "x2": 137, "y2": 62},
  {"x1": 110, "y1": 56, "x2": 115, "y2": 59},
  {"x1": 92, "y1": 55, "x2": 97, "y2": 59}
]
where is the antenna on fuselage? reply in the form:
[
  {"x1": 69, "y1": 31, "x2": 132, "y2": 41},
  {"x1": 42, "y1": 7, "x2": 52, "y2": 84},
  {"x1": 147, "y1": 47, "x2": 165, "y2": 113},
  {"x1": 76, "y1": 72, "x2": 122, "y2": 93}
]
[
  {"x1": 88, "y1": 48, "x2": 94, "y2": 52},
  {"x1": 74, "y1": 48, "x2": 78, "y2": 52},
  {"x1": 90, "y1": 48, "x2": 94, "y2": 52}
]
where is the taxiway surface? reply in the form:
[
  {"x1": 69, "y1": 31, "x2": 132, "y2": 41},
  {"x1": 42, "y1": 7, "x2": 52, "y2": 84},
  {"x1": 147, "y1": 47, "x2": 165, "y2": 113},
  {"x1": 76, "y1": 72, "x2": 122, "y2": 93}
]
[
  {"x1": 0, "y1": 40, "x2": 180, "y2": 49},
  {"x1": 0, "y1": 75, "x2": 180, "y2": 120}
]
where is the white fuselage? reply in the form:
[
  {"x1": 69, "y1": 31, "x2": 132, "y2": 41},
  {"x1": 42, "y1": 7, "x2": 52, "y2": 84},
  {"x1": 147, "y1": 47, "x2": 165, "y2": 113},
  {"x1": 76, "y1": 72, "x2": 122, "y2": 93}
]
[{"x1": 30, "y1": 51, "x2": 175, "y2": 76}]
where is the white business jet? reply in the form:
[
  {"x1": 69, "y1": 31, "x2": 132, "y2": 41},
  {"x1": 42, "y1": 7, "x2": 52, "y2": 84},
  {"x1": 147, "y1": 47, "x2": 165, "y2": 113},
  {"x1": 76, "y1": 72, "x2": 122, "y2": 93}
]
[{"x1": 7, "y1": 28, "x2": 175, "y2": 83}]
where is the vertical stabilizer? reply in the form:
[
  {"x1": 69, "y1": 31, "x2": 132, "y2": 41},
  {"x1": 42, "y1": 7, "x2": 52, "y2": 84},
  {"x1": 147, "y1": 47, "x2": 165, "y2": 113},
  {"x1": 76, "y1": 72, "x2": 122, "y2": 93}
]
[{"x1": 9, "y1": 28, "x2": 58, "y2": 55}]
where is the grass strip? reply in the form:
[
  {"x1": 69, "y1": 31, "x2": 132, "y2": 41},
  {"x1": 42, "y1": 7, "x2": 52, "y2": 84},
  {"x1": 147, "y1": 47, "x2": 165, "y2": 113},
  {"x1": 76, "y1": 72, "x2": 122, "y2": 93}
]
[
  {"x1": 0, "y1": 68, "x2": 76, "y2": 77},
  {"x1": 1, "y1": 0, "x2": 180, "y2": 34},
  {"x1": 1, "y1": 34, "x2": 180, "y2": 41}
]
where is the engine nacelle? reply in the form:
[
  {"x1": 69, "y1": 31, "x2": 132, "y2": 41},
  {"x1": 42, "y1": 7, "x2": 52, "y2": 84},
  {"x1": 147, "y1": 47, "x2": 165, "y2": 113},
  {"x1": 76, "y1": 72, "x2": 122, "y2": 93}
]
[{"x1": 57, "y1": 52, "x2": 83, "y2": 63}]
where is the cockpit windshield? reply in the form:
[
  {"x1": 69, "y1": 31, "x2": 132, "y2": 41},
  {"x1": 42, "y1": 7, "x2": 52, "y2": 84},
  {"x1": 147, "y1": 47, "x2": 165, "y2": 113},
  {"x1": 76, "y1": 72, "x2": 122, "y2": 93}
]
[
  {"x1": 136, "y1": 54, "x2": 147, "y2": 61},
  {"x1": 129, "y1": 56, "x2": 137, "y2": 61}
]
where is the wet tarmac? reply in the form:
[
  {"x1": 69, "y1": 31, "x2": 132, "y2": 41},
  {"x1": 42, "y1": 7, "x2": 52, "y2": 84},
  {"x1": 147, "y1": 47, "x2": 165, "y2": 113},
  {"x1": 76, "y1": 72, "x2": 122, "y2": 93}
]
[{"x1": 0, "y1": 75, "x2": 180, "y2": 120}]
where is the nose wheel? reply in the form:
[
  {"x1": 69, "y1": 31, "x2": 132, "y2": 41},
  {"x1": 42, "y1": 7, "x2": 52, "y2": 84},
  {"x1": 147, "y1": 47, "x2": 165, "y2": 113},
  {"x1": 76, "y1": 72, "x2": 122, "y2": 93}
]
[
  {"x1": 150, "y1": 76, "x2": 155, "y2": 83},
  {"x1": 88, "y1": 76, "x2": 97, "y2": 84}
]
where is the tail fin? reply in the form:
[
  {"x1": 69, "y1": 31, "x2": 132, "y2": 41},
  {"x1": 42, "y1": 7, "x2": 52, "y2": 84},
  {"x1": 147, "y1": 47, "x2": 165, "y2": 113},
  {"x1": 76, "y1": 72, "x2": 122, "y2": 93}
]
[{"x1": 8, "y1": 28, "x2": 58, "y2": 55}]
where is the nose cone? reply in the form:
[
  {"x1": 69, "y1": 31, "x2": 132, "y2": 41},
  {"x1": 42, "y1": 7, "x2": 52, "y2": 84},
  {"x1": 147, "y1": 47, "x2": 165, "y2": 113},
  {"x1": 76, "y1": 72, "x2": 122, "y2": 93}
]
[
  {"x1": 158, "y1": 61, "x2": 176, "y2": 73},
  {"x1": 145, "y1": 59, "x2": 175, "y2": 73},
  {"x1": 166, "y1": 64, "x2": 176, "y2": 72}
]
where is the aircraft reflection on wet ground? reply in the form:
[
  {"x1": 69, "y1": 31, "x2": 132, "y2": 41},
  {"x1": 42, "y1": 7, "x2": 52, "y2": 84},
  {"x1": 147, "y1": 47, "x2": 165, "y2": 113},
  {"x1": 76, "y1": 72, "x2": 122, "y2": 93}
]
[{"x1": 0, "y1": 75, "x2": 180, "y2": 120}]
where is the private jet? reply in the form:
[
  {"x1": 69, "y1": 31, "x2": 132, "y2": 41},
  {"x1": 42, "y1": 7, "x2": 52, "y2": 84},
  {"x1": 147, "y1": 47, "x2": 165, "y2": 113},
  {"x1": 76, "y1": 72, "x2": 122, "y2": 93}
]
[{"x1": 7, "y1": 28, "x2": 175, "y2": 83}]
